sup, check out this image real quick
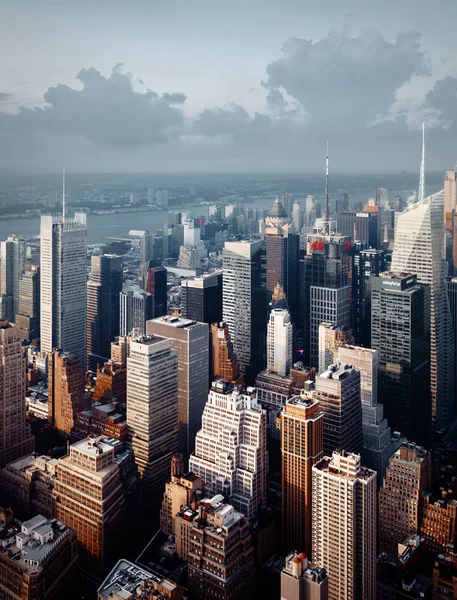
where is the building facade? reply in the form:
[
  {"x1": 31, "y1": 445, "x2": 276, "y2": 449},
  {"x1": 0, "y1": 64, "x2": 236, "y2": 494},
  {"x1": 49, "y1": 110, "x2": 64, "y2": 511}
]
[
  {"x1": 267, "y1": 308, "x2": 293, "y2": 377},
  {"x1": 281, "y1": 553, "x2": 328, "y2": 600},
  {"x1": 181, "y1": 271, "x2": 223, "y2": 324},
  {"x1": 210, "y1": 322, "x2": 243, "y2": 386},
  {"x1": 0, "y1": 234, "x2": 26, "y2": 322},
  {"x1": 119, "y1": 281, "x2": 152, "y2": 336},
  {"x1": 16, "y1": 264, "x2": 40, "y2": 342}
]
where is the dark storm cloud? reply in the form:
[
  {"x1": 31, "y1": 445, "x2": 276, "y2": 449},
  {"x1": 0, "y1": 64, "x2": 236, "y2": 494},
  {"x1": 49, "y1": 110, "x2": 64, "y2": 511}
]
[
  {"x1": 0, "y1": 93, "x2": 11, "y2": 102},
  {"x1": 0, "y1": 65, "x2": 185, "y2": 147},
  {"x1": 425, "y1": 76, "x2": 457, "y2": 131}
]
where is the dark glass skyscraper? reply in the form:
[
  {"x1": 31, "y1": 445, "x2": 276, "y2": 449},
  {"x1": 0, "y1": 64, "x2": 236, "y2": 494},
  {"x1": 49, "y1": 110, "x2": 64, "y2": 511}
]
[
  {"x1": 181, "y1": 271, "x2": 222, "y2": 325},
  {"x1": 338, "y1": 210, "x2": 378, "y2": 248},
  {"x1": 86, "y1": 254, "x2": 123, "y2": 371},
  {"x1": 141, "y1": 263, "x2": 168, "y2": 318},
  {"x1": 371, "y1": 272, "x2": 431, "y2": 445},
  {"x1": 15, "y1": 264, "x2": 40, "y2": 342},
  {"x1": 352, "y1": 248, "x2": 384, "y2": 346}
]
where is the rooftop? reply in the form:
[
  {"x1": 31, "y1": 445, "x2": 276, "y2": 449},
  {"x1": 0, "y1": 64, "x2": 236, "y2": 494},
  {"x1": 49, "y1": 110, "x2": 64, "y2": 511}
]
[
  {"x1": 314, "y1": 451, "x2": 376, "y2": 482},
  {"x1": 148, "y1": 315, "x2": 201, "y2": 329}
]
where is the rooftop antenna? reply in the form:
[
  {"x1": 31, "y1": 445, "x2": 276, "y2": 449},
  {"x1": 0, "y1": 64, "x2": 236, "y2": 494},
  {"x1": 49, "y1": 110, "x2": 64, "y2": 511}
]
[
  {"x1": 62, "y1": 166, "x2": 66, "y2": 220},
  {"x1": 418, "y1": 123, "x2": 425, "y2": 204}
]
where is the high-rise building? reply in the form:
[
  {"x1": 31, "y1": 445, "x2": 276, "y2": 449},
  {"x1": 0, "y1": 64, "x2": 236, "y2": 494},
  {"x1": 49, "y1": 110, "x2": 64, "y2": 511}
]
[
  {"x1": 280, "y1": 384, "x2": 323, "y2": 556},
  {"x1": 267, "y1": 308, "x2": 293, "y2": 377},
  {"x1": 420, "y1": 492, "x2": 457, "y2": 555},
  {"x1": 0, "y1": 508, "x2": 79, "y2": 600},
  {"x1": 86, "y1": 254, "x2": 123, "y2": 371},
  {"x1": 210, "y1": 321, "x2": 243, "y2": 385},
  {"x1": 318, "y1": 322, "x2": 354, "y2": 375},
  {"x1": 181, "y1": 271, "x2": 223, "y2": 324},
  {"x1": 119, "y1": 281, "x2": 152, "y2": 336},
  {"x1": 92, "y1": 360, "x2": 127, "y2": 407},
  {"x1": 334, "y1": 344, "x2": 398, "y2": 479},
  {"x1": 174, "y1": 496, "x2": 254, "y2": 600},
  {"x1": 371, "y1": 273, "x2": 431, "y2": 444},
  {"x1": 0, "y1": 322, "x2": 34, "y2": 467},
  {"x1": 140, "y1": 262, "x2": 168, "y2": 318},
  {"x1": 312, "y1": 450, "x2": 377, "y2": 600},
  {"x1": 292, "y1": 201, "x2": 302, "y2": 234},
  {"x1": 48, "y1": 349, "x2": 89, "y2": 437},
  {"x1": 160, "y1": 454, "x2": 205, "y2": 535},
  {"x1": 280, "y1": 553, "x2": 328, "y2": 600},
  {"x1": 376, "y1": 187, "x2": 389, "y2": 207},
  {"x1": 378, "y1": 443, "x2": 431, "y2": 555},
  {"x1": 444, "y1": 170, "x2": 457, "y2": 227},
  {"x1": 338, "y1": 211, "x2": 378, "y2": 248},
  {"x1": 0, "y1": 234, "x2": 26, "y2": 322},
  {"x1": 264, "y1": 198, "x2": 300, "y2": 325},
  {"x1": 126, "y1": 335, "x2": 178, "y2": 519},
  {"x1": 53, "y1": 436, "x2": 126, "y2": 583},
  {"x1": 352, "y1": 248, "x2": 384, "y2": 346},
  {"x1": 189, "y1": 380, "x2": 267, "y2": 520},
  {"x1": 40, "y1": 213, "x2": 87, "y2": 366},
  {"x1": 146, "y1": 316, "x2": 209, "y2": 464},
  {"x1": 302, "y1": 229, "x2": 352, "y2": 368},
  {"x1": 315, "y1": 362, "x2": 363, "y2": 456},
  {"x1": 15, "y1": 264, "x2": 40, "y2": 342},
  {"x1": 223, "y1": 240, "x2": 267, "y2": 383},
  {"x1": 391, "y1": 191, "x2": 455, "y2": 430}
]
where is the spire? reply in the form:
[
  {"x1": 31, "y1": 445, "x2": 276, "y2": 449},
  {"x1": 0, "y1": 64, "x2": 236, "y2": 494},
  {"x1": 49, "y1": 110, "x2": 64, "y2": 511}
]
[
  {"x1": 62, "y1": 166, "x2": 66, "y2": 220},
  {"x1": 418, "y1": 123, "x2": 425, "y2": 204},
  {"x1": 325, "y1": 141, "x2": 329, "y2": 221}
]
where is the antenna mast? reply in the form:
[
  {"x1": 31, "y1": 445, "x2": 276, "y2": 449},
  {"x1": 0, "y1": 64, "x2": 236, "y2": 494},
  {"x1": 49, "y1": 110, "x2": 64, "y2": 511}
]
[
  {"x1": 62, "y1": 166, "x2": 66, "y2": 220},
  {"x1": 325, "y1": 141, "x2": 329, "y2": 221},
  {"x1": 418, "y1": 123, "x2": 425, "y2": 204}
]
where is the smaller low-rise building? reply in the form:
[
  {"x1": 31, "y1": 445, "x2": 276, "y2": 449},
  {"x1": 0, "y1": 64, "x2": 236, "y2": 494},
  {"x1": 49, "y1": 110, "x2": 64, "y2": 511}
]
[{"x1": 281, "y1": 552, "x2": 328, "y2": 600}]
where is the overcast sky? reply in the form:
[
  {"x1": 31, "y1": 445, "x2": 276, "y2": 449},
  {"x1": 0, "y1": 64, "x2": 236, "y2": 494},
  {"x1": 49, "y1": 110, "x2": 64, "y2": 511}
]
[{"x1": 1, "y1": 0, "x2": 457, "y2": 173}]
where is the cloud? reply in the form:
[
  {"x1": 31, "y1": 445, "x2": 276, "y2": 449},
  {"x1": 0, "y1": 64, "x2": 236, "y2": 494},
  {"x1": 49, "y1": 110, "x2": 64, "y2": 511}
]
[
  {"x1": 0, "y1": 93, "x2": 11, "y2": 102},
  {"x1": 425, "y1": 76, "x2": 457, "y2": 131},
  {"x1": 0, "y1": 65, "x2": 185, "y2": 148}
]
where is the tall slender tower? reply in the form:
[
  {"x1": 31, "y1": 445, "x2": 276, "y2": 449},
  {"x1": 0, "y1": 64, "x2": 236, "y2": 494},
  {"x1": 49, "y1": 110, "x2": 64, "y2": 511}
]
[
  {"x1": 267, "y1": 308, "x2": 293, "y2": 377},
  {"x1": 0, "y1": 235, "x2": 26, "y2": 322},
  {"x1": 280, "y1": 384, "x2": 323, "y2": 556},
  {"x1": 0, "y1": 321, "x2": 34, "y2": 467},
  {"x1": 312, "y1": 450, "x2": 377, "y2": 600},
  {"x1": 40, "y1": 211, "x2": 87, "y2": 366}
]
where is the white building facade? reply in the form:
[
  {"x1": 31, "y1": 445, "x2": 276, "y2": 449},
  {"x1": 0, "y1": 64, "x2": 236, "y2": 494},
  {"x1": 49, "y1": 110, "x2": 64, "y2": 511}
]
[{"x1": 267, "y1": 308, "x2": 293, "y2": 376}]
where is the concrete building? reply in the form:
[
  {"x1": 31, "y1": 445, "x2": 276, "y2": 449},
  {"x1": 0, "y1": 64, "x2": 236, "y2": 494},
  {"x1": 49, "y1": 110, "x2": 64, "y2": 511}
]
[
  {"x1": 0, "y1": 321, "x2": 34, "y2": 467},
  {"x1": 92, "y1": 360, "x2": 127, "y2": 406},
  {"x1": 53, "y1": 436, "x2": 126, "y2": 583},
  {"x1": 126, "y1": 335, "x2": 178, "y2": 520},
  {"x1": 210, "y1": 322, "x2": 243, "y2": 386},
  {"x1": 16, "y1": 264, "x2": 40, "y2": 342},
  {"x1": 280, "y1": 384, "x2": 323, "y2": 557},
  {"x1": 0, "y1": 508, "x2": 78, "y2": 600},
  {"x1": 174, "y1": 495, "x2": 254, "y2": 600},
  {"x1": 378, "y1": 443, "x2": 431, "y2": 555},
  {"x1": 371, "y1": 273, "x2": 431, "y2": 445},
  {"x1": 223, "y1": 240, "x2": 267, "y2": 383},
  {"x1": 420, "y1": 492, "x2": 457, "y2": 555},
  {"x1": 181, "y1": 271, "x2": 223, "y2": 325},
  {"x1": 312, "y1": 451, "x2": 377, "y2": 600},
  {"x1": 160, "y1": 454, "x2": 205, "y2": 535},
  {"x1": 189, "y1": 380, "x2": 267, "y2": 520},
  {"x1": 281, "y1": 552, "x2": 328, "y2": 600},
  {"x1": 433, "y1": 554, "x2": 457, "y2": 599},
  {"x1": 86, "y1": 254, "x2": 123, "y2": 371},
  {"x1": 98, "y1": 559, "x2": 183, "y2": 600},
  {"x1": 444, "y1": 170, "x2": 457, "y2": 226},
  {"x1": 391, "y1": 191, "x2": 455, "y2": 431},
  {"x1": 48, "y1": 349, "x2": 89, "y2": 437},
  {"x1": 318, "y1": 322, "x2": 354, "y2": 375},
  {"x1": 40, "y1": 213, "x2": 87, "y2": 366},
  {"x1": 0, "y1": 234, "x2": 26, "y2": 322},
  {"x1": 334, "y1": 344, "x2": 398, "y2": 480},
  {"x1": 119, "y1": 281, "x2": 152, "y2": 336},
  {"x1": 255, "y1": 369, "x2": 294, "y2": 440},
  {"x1": 267, "y1": 308, "x2": 293, "y2": 377},
  {"x1": 146, "y1": 316, "x2": 209, "y2": 464},
  {"x1": 315, "y1": 362, "x2": 363, "y2": 456}
]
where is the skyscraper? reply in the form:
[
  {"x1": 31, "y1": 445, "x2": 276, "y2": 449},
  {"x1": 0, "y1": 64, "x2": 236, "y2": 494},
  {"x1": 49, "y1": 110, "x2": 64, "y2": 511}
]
[
  {"x1": 189, "y1": 380, "x2": 267, "y2": 520},
  {"x1": 0, "y1": 322, "x2": 34, "y2": 467},
  {"x1": 210, "y1": 322, "x2": 243, "y2": 385},
  {"x1": 119, "y1": 281, "x2": 152, "y2": 336},
  {"x1": 292, "y1": 200, "x2": 302, "y2": 235},
  {"x1": 127, "y1": 335, "x2": 178, "y2": 520},
  {"x1": 318, "y1": 322, "x2": 354, "y2": 375},
  {"x1": 352, "y1": 248, "x2": 384, "y2": 347},
  {"x1": 181, "y1": 271, "x2": 223, "y2": 324},
  {"x1": 312, "y1": 450, "x2": 377, "y2": 600},
  {"x1": 223, "y1": 240, "x2": 267, "y2": 382},
  {"x1": 140, "y1": 262, "x2": 168, "y2": 318},
  {"x1": 40, "y1": 213, "x2": 87, "y2": 366},
  {"x1": 378, "y1": 443, "x2": 431, "y2": 555},
  {"x1": 371, "y1": 273, "x2": 431, "y2": 444},
  {"x1": 48, "y1": 349, "x2": 89, "y2": 437},
  {"x1": 264, "y1": 198, "x2": 300, "y2": 324},
  {"x1": 86, "y1": 254, "x2": 123, "y2": 371},
  {"x1": 280, "y1": 384, "x2": 323, "y2": 556},
  {"x1": 315, "y1": 362, "x2": 363, "y2": 456},
  {"x1": 267, "y1": 308, "x2": 293, "y2": 377},
  {"x1": 0, "y1": 234, "x2": 26, "y2": 322},
  {"x1": 444, "y1": 170, "x2": 457, "y2": 227},
  {"x1": 334, "y1": 344, "x2": 398, "y2": 479},
  {"x1": 146, "y1": 315, "x2": 209, "y2": 464},
  {"x1": 15, "y1": 264, "x2": 40, "y2": 342},
  {"x1": 391, "y1": 191, "x2": 455, "y2": 430}
]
